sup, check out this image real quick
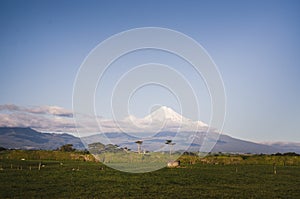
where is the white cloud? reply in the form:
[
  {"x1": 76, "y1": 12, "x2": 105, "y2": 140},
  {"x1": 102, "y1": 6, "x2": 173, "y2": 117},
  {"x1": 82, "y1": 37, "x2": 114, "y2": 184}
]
[
  {"x1": 0, "y1": 104, "x2": 73, "y2": 117},
  {"x1": 0, "y1": 104, "x2": 76, "y2": 133},
  {"x1": 29, "y1": 105, "x2": 73, "y2": 117},
  {"x1": 0, "y1": 104, "x2": 209, "y2": 135}
]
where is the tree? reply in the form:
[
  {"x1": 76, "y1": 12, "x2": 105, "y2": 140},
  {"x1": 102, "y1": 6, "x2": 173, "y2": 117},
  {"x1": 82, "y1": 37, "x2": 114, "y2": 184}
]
[
  {"x1": 135, "y1": 140, "x2": 143, "y2": 154},
  {"x1": 165, "y1": 140, "x2": 175, "y2": 156},
  {"x1": 59, "y1": 144, "x2": 75, "y2": 152}
]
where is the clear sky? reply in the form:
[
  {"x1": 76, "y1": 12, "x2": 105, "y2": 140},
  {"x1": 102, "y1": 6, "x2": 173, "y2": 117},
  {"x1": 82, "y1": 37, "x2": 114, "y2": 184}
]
[{"x1": 0, "y1": 0, "x2": 299, "y2": 142}]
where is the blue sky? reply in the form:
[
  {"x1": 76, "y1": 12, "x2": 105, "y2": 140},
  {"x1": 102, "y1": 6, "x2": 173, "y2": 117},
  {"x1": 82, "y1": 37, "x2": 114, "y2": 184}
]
[{"x1": 0, "y1": 0, "x2": 299, "y2": 142}]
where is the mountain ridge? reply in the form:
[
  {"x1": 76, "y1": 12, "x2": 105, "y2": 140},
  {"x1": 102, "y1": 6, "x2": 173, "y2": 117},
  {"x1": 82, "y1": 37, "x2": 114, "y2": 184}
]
[
  {"x1": 1, "y1": 106, "x2": 299, "y2": 154},
  {"x1": 1, "y1": 127, "x2": 300, "y2": 154},
  {"x1": 0, "y1": 127, "x2": 84, "y2": 150}
]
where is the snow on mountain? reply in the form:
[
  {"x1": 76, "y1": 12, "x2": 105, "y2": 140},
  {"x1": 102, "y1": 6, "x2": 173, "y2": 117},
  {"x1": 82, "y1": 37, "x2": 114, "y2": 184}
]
[
  {"x1": 142, "y1": 106, "x2": 208, "y2": 128},
  {"x1": 143, "y1": 106, "x2": 185, "y2": 123},
  {"x1": 116, "y1": 106, "x2": 208, "y2": 133}
]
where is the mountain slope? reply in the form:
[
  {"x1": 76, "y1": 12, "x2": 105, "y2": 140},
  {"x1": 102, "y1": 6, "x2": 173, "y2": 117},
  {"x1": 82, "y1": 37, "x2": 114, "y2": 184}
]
[
  {"x1": 82, "y1": 131, "x2": 300, "y2": 154},
  {"x1": 1, "y1": 106, "x2": 299, "y2": 154},
  {"x1": 0, "y1": 127, "x2": 84, "y2": 150},
  {"x1": 82, "y1": 106, "x2": 286, "y2": 153},
  {"x1": 1, "y1": 127, "x2": 299, "y2": 154},
  {"x1": 211, "y1": 134, "x2": 280, "y2": 154},
  {"x1": 262, "y1": 142, "x2": 300, "y2": 154}
]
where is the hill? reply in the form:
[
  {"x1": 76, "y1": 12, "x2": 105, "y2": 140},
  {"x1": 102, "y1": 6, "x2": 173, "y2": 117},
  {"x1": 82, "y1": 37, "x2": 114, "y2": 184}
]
[
  {"x1": 83, "y1": 131, "x2": 289, "y2": 154},
  {"x1": 1, "y1": 127, "x2": 300, "y2": 154},
  {"x1": 0, "y1": 127, "x2": 84, "y2": 150}
]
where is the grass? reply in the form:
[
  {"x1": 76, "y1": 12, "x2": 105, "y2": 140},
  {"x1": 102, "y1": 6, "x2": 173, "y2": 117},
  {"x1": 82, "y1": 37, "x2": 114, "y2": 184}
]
[{"x1": 0, "y1": 157, "x2": 300, "y2": 198}]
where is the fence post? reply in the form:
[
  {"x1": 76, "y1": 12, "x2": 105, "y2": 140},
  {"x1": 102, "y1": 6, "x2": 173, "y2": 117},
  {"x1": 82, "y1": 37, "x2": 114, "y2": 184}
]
[{"x1": 273, "y1": 163, "x2": 277, "y2": 175}]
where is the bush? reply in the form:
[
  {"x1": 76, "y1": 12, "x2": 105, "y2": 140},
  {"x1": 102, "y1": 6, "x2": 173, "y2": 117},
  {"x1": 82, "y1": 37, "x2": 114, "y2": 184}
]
[
  {"x1": 59, "y1": 144, "x2": 75, "y2": 152},
  {"x1": 0, "y1": 146, "x2": 6, "y2": 151}
]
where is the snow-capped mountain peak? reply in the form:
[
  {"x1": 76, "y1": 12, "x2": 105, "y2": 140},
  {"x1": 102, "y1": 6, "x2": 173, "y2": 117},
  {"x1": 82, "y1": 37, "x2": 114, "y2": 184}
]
[
  {"x1": 142, "y1": 106, "x2": 208, "y2": 128},
  {"x1": 112, "y1": 106, "x2": 208, "y2": 132},
  {"x1": 143, "y1": 106, "x2": 184, "y2": 122}
]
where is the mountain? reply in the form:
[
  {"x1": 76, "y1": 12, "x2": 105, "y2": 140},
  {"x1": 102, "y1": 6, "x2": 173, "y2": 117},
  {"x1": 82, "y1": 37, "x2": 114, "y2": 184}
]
[
  {"x1": 143, "y1": 106, "x2": 208, "y2": 127},
  {"x1": 211, "y1": 134, "x2": 283, "y2": 154},
  {"x1": 262, "y1": 142, "x2": 300, "y2": 154},
  {"x1": 144, "y1": 106, "x2": 187, "y2": 123},
  {"x1": 82, "y1": 131, "x2": 291, "y2": 154},
  {"x1": 1, "y1": 126, "x2": 300, "y2": 154},
  {"x1": 1, "y1": 106, "x2": 299, "y2": 154},
  {"x1": 0, "y1": 127, "x2": 84, "y2": 150},
  {"x1": 116, "y1": 106, "x2": 208, "y2": 133},
  {"x1": 81, "y1": 106, "x2": 300, "y2": 154}
]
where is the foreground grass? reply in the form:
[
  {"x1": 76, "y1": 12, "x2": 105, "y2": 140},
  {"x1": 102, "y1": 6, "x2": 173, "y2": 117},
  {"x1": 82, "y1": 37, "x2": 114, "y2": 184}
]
[{"x1": 0, "y1": 158, "x2": 299, "y2": 198}]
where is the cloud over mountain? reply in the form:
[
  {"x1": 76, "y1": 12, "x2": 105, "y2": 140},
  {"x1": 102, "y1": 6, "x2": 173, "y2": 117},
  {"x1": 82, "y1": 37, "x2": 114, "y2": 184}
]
[
  {"x1": 0, "y1": 104, "x2": 73, "y2": 117},
  {"x1": 0, "y1": 104, "x2": 76, "y2": 133},
  {"x1": 0, "y1": 104, "x2": 210, "y2": 135}
]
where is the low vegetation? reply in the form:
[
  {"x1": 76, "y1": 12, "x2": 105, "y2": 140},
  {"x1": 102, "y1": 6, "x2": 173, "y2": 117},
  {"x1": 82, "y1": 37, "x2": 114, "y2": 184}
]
[{"x1": 0, "y1": 149, "x2": 299, "y2": 198}]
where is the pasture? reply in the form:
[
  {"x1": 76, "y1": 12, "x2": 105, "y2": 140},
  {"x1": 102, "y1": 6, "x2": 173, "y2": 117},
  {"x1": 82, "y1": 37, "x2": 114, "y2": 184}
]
[{"x1": 0, "y1": 151, "x2": 299, "y2": 198}]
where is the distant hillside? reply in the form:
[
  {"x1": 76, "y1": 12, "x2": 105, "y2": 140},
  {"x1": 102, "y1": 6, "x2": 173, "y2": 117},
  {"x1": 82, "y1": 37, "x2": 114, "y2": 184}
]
[
  {"x1": 1, "y1": 127, "x2": 300, "y2": 154},
  {"x1": 211, "y1": 134, "x2": 280, "y2": 154},
  {"x1": 263, "y1": 142, "x2": 300, "y2": 154},
  {"x1": 0, "y1": 127, "x2": 84, "y2": 150},
  {"x1": 83, "y1": 132, "x2": 300, "y2": 154}
]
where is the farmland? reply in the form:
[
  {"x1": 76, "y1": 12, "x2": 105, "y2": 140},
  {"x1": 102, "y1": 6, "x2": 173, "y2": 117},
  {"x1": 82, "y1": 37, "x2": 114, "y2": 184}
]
[{"x1": 0, "y1": 150, "x2": 300, "y2": 198}]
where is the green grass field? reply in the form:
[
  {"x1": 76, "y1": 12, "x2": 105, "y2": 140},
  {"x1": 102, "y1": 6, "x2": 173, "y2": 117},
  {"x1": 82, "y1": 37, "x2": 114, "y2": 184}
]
[{"x1": 0, "y1": 151, "x2": 300, "y2": 198}]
